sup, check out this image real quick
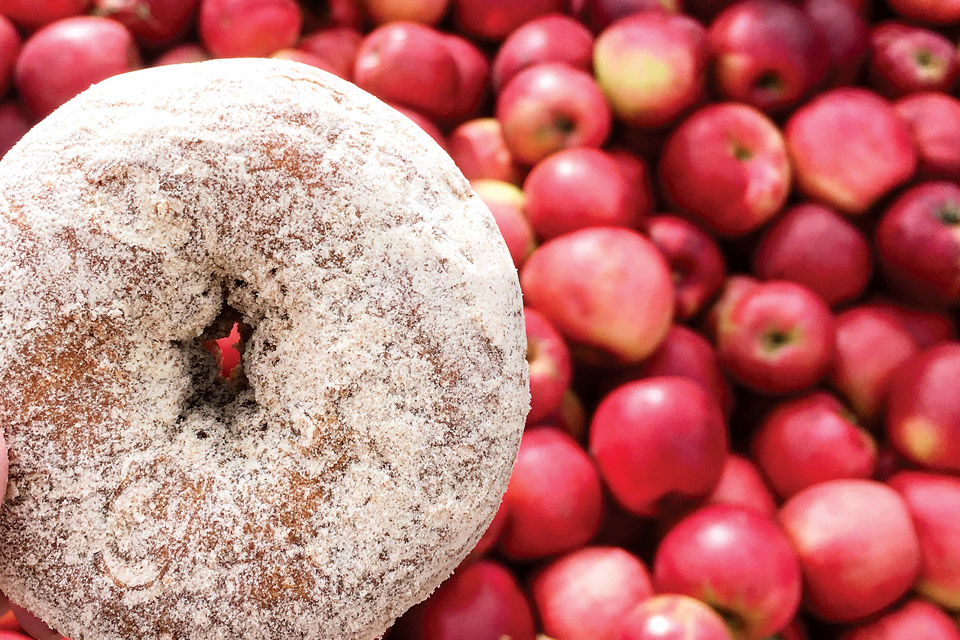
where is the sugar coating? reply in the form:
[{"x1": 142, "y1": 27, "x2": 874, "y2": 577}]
[{"x1": 0, "y1": 59, "x2": 528, "y2": 640}]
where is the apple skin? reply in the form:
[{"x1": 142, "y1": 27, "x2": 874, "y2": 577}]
[
  {"x1": 520, "y1": 228, "x2": 674, "y2": 364},
  {"x1": 452, "y1": 0, "x2": 564, "y2": 40},
  {"x1": 499, "y1": 426, "x2": 604, "y2": 560},
  {"x1": 522, "y1": 307, "x2": 573, "y2": 424},
  {"x1": 641, "y1": 325, "x2": 733, "y2": 416},
  {"x1": 869, "y1": 22, "x2": 958, "y2": 98},
  {"x1": 841, "y1": 599, "x2": 960, "y2": 640},
  {"x1": 863, "y1": 298, "x2": 956, "y2": 348},
  {"x1": 802, "y1": 0, "x2": 869, "y2": 87},
  {"x1": 496, "y1": 63, "x2": 612, "y2": 166},
  {"x1": 533, "y1": 546, "x2": 654, "y2": 640},
  {"x1": 448, "y1": 119, "x2": 523, "y2": 185},
  {"x1": 617, "y1": 595, "x2": 735, "y2": 640},
  {"x1": 464, "y1": 499, "x2": 510, "y2": 563},
  {"x1": 442, "y1": 34, "x2": 489, "y2": 122},
  {"x1": 582, "y1": 0, "x2": 683, "y2": 31},
  {"x1": 647, "y1": 215, "x2": 726, "y2": 321},
  {"x1": 297, "y1": 27, "x2": 363, "y2": 81},
  {"x1": 778, "y1": 479, "x2": 921, "y2": 622},
  {"x1": 272, "y1": 48, "x2": 343, "y2": 75},
  {"x1": 895, "y1": 93, "x2": 960, "y2": 182},
  {"x1": 709, "y1": 0, "x2": 829, "y2": 113},
  {"x1": 660, "y1": 104, "x2": 791, "y2": 236},
  {"x1": 388, "y1": 104, "x2": 446, "y2": 148},
  {"x1": 199, "y1": 0, "x2": 302, "y2": 58},
  {"x1": 363, "y1": 0, "x2": 449, "y2": 25},
  {"x1": 830, "y1": 306, "x2": 918, "y2": 424},
  {"x1": 593, "y1": 12, "x2": 707, "y2": 129},
  {"x1": 654, "y1": 504, "x2": 802, "y2": 640},
  {"x1": 886, "y1": 0, "x2": 960, "y2": 24},
  {"x1": 0, "y1": 101, "x2": 29, "y2": 158},
  {"x1": 753, "y1": 392, "x2": 877, "y2": 499},
  {"x1": 0, "y1": 15, "x2": 18, "y2": 96},
  {"x1": 524, "y1": 148, "x2": 649, "y2": 240},
  {"x1": 704, "y1": 275, "x2": 759, "y2": 340},
  {"x1": 491, "y1": 15, "x2": 593, "y2": 93},
  {"x1": 93, "y1": 0, "x2": 200, "y2": 49},
  {"x1": 590, "y1": 377, "x2": 727, "y2": 516},
  {"x1": 420, "y1": 560, "x2": 536, "y2": 640},
  {"x1": 888, "y1": 472, "x2": 960, "y2": 610},
  {"x1": 15, "y1": 16, "x2": 142, "y2": 121},
  {"x1": 704, "y1": 454, "x2": 777, "y2": 518},
  {"x1": 471, "y1": 180, "x2": 535, "y2": 269},
  {"x1": 9, "y1": 604, "x2": 61, "y2": 640},
  {"x1": 153, "y1": 42, "x2": 210, "y2": 65},
  {"x1": 785, "y1": 88, "x2": 917, "y2": 215},
  {"x1": 887, "y1": 343, "x2": 960, "y2": 473},
  {"x1": 753, "y1": 204, "x2": 871, "y2": 308},
  {"x1": 0, "y1": 0, "x2": 90, "y2": 29},
  {"x1": 716, "y1": 281, "x2": 835, "y2": 395},
  {"x1": 876, "y1": 182, "x2": 960, "y2": 306}
]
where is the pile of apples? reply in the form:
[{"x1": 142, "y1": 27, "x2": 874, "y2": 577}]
[{"x1": 0, "y1": 0, "x2": 959, "y2": 639}]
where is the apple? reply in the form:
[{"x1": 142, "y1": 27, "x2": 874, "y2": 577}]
[
  {"x1": 876, "y1": 182, "x2": 960, "y2": 306},
  {"x1": 590, "y1": 377, "x2": 727, "y2": 516},
  {"x1": 496, "y1": 62, "x2": 612, "y2": 165},
  {"x1": 471, "y1": 180, "x2": 535, "y2": 269},
  {"x1": 452, "y1": 0, "x2": 564, "y2": 40},
  {"x1": 520, "y1": 228, "x2": 674, "y2": 364},
  {"x1": 448, "y1": 118, "x2": 523, "y2": 184},
  {"x1": 199, "y1": 0, "x2": 302, "y2": 58},
  {"x1": 523, "y1": 148, "x2": 649, "y2": 240},
  {"x1": 153, "y1": 43, "x2": 210, "y2": 65},
  {"x1": 363, "y1": 0, "x2": 449, "y2": 25},
  {"x1": 660, "y1": 104, "x2": 791, "y2": 236},
  {"x1": 0, "y1": 16, "x2": 18, "y2": 96},
  {"x1": 895, "y1": 92, "x2": 960, "y2": 182},
  {"x1": 583, "y1": 0, "x2": 684, "y2": 31},
  {"x1": 491, "y1": 14, "x2": 593, "y2": 92},
  {"x1": 886, "y1": 0, "x2": 960, "y2": 24},
  {"x1": 647, "y1": 215, "x2": 726, "y2": 320},
  {"x1": 272, "y1": 48, "x2": 342, "y2": 75},
  {"x1": 9, "y1": 605, "x2": 60, "y2": 640},
  {"x1": 442, "y1": 34, "x2": 489, "y2": 122},
  {"x1": 778, "y1": 479, "x2": 920, "y2": 622},
  {"x1": 802, "y1": 0, "x2": 869, "y2": 87},
  {"x1": 716, "y1": 281, "x2": 835, "y2": 394},
  {"x1": 705, "y1": 454, "x2": 777, "y2": 518},
  {"x1": 753, "y1": 392, "x2": 877, "y2": 499},
  {"x1": 465, "y1": 500, "x2": 510, "y2": 563},
  {"x1": 709, "y1": 0, "x2": 829, "y2": 113},
  {"x1": 420, "y1": 560, "x2": 536, "y2": 640},
  {"x1": 0, "y1": 102, "x2": 29, "y2": 158},
  {"x1": 15, "y1": 16, "x2": 142, "y2": 121},
  {"x1": 0, "y1": 0, "x2": 90, "y2": 29},
  {"x1": 869, "y1": 22, "x2": 958, "y2": 98},
  {"x1": 522, "y1": 307, "x2": 573, "y2": 424},
  {"x1": 841, "y1": 600, "x2": 960, "y2": 640},
  {"x1": 863, "y1": 298, "x2": 956, "y2": 348},
  {"x1": 499, "y1": 426, "x2": 603, "y2": 559},
  {"x1": 753, "y1": 204, "x2": 871, "y2": 307},
  {"x1": 297, "y1": 27, "x2": 363, "y2": 80},
  {"x1": 654, "y1": 504, "x2": 802, "y2": 640},
  {"x1": 785, "y1": 88, "x2": 917, "y2": 215},
  {"x1": 617, "y1": 595, "x2": 735, "y2": 640},
  {"x1": 887, "y1": 343, "x2": 960, "y2": 473},
  {"x1": 94, "y1": 0, "x2": 201, "y2": 49},
  {"x1": 536, "y1": 389, "x2": 588, "y2": 441},
  {"x1": 533, "y1": 546, "x2": 654, "y2": 640},
  {"x1": 388, "y1": 103, "x2": 447, "y2": 148},
  {"x1": 889, "y1": 472, "x2": 960, "y2": 611},
  {"x1": 593, "y1": 12, "x2": 707, "y2": 129},
  {"x1": 830, "y1": 306, "x2": 918, "y2": 424},
  {"x1": 704, "y1": 275, "x2": 759, "y2": 340}
]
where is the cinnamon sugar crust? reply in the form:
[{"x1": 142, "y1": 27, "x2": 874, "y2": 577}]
[{"x1": 0, "y1": 59, "x2": 528, "y2": 640}]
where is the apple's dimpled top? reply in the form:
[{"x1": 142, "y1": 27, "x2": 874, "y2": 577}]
[{"x1": 0, "y1": 58, "x2": 528, "y2": 640}]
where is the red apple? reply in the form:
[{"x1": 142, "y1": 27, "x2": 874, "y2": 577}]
[
  {"x1": 536, "y1": 389, "x2": 588, "y2": 441},
  {"x1": 272, "y1": 48, "x2": 342, "y2": 75},
  {"x1": 863, "y1": 298, "x2": 956, "y2": 348},
  {"x1": 593, "y1": 12, "x2": 707, "y2": 129},
  {"x1": 389, "y1": 104, "x2": 447, "y2": 148},
  {"x1": 94, "y1": 0, "x2": 200, "y2": 48},
  {"x1": 0, "y1": 0, "x2": 90, "y2": 29},
  {"x1": 448, "y1": 118, "x2": 523, "y2": 184},
  {"x1": 654, "y1": 504, "x2": 802, "y2": 640},
  {"x1": 364, "y1": 0, "x2": 449, "y2": 25},
  {"x1": 704, "y1": 275, "x2": 759, "y2": 340},
  {"x1": 830, "y1": 306, "x2": 918, "y2": 424},
  {"x1": 647, "y1": 215, "x2": 726, "y2": 320},
  {"x1": 523, "y1": 307, "x2": 572, "y2": 424},
  {"x1": 153, "y1": 42, "x2": 209, "y2": 65},
  {"x1": 442, "y1": 34, "x2": 488, "y2": 122},
  {"x1": 895, "y1": 92, "x2": 960, "y2": 182},
  {"x1": 753, "y1": 392, "x2": 877, "y2": 499},
  {"x1": 887, "y1": 343, "x2": 960, "y2": 473},
  {"x1": 297, "y1": 27, "x2": 362, "y2": 80},
  {"x1": 716, "y1": 281, "x2": 835, "y2": 394},
  {"x1": 660, "y1": 103, "x2": 791, "y2": 236},
  {"x1": 876, "y1": 182, "x2": 960, "y2": 306},
  {"x1": 590, "y1": 377, "x2": 727, "y2": 516},
  {"x1": 496, "y1": 62, "x2": 612, "y2": 165},
  {"x1": 886, "y1": 0, "x2": 960, "y2": 25},
  {"x1": 802, "y1": 0, "x2": 869, "y2": 87},
  {"x1": 869, "y1": 23, "x2": 958, "y2": 97},
  {"x1": 753, "y1": 204, "x2": 872, "y2": 307},
  {"x1": 617, "y1": 595, "x2": 735, "y2": 640},
  {"x1": 452, "y1": 0, "x2": 563, "y2": 40},
  {"x1": 0, "y1": 101, "x2": 29, "y2": 157},
  {"x1": 520, "y1": 228, "x2": 674, "y2": 364},
  {"x1": 9, "y1": 605, "x2": 60, "y2": 640},
  {"x1": 524, "y1": 148, "x2": 649, "y2": 240},
  {"x1": 841, "y1": 600, "x2": 960, "y2": 640},
  {"x1": 420, "y1": 561, "x2": 536, "y2": 640},
  {"x1": 0, "y1": 16, "x2": 18, "y2": 96},
  {"x1": 583, "y1": 0, "x2": 684, "y2": 31},
  {"x1": 778, "y1": 479, "x2": 921, "y2": 622},
  {"x1": 465, "y1": 499, "x2": 510, "y2": 563},
  {"x1": 533, "y1": 546, "x2": 654, "y2": 640},
  {"x1": 785, "y1": 88, "x2": 917, "y2": 215},
  {"x1": 15, "y1": 16, "x2": 142, "y2": 121},
  {"x1": 499, "y1": 426, "x2": 603, "y2": 559},
  {"x1": 471, "y1": 179, "x2": 535, "y2": 269},
  {"x1": 198, "y1": 0, "x2": 301, "y2": 58},
  {"x1": 491, "y1": 14, "x2": 593, "y2": 93},
  {"x1": 705, "y1": 454, "x2": 777, "y2": 518},
  {"x1": 709, "y1": 0, "x2": 829, "y2": 113}
]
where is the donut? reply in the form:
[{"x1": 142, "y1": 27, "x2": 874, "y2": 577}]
[{"x1": 0, "y1": 59, "x2": 528, "y2": 640}]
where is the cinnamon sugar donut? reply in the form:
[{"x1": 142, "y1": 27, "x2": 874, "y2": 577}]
[{"x1": 0, "y1": 59, "x2": 528, "y2": 640}]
